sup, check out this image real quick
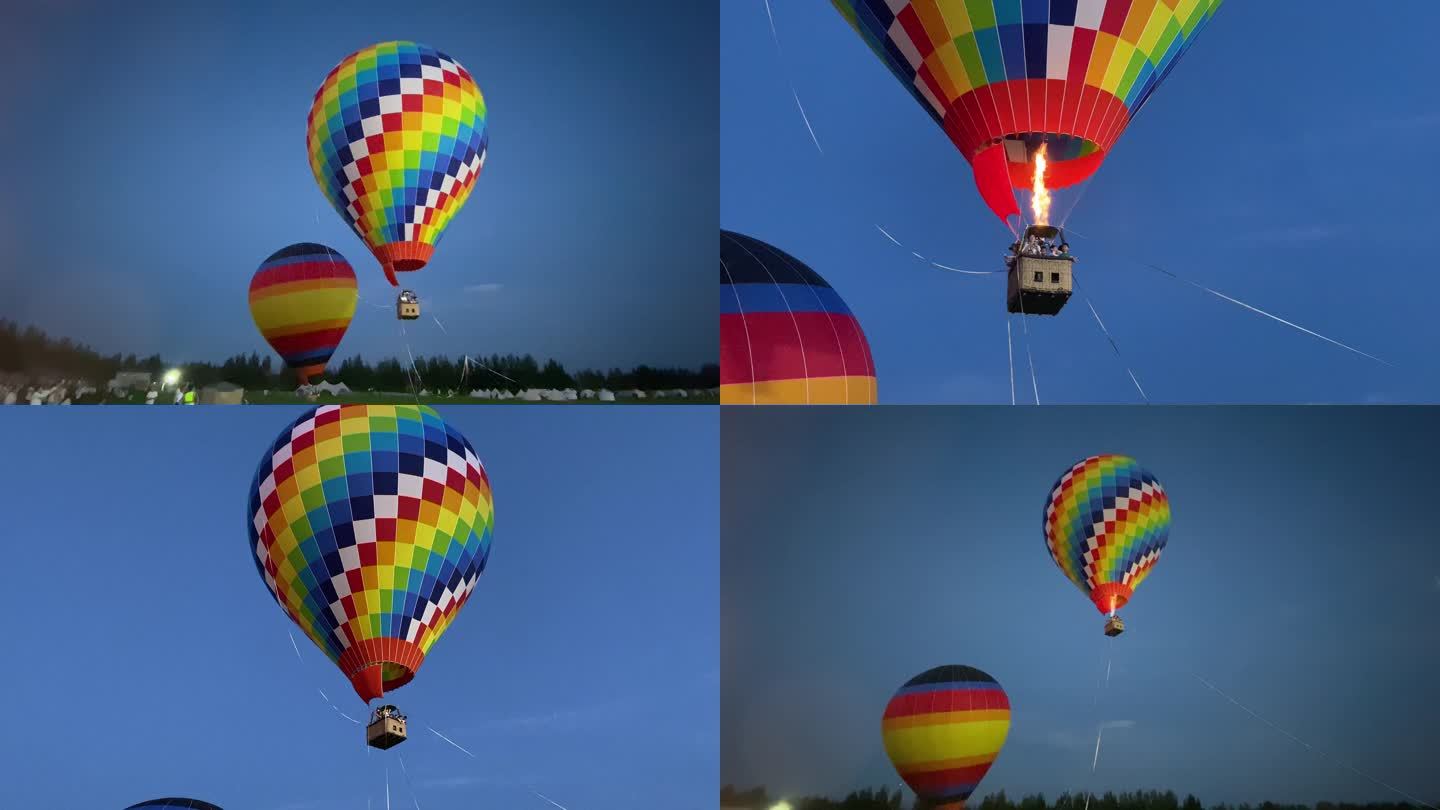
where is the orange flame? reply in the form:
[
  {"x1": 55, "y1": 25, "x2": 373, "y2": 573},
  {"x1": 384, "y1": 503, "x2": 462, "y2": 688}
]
[{"x1": 1030, "y1": 145, "x2": 1050, "y2": 226}]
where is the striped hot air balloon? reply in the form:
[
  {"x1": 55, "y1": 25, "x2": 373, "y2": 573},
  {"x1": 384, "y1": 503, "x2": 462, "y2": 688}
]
[
  {"x1": 1043, "y1": 454, "x2": 1170, "y2": 633},
  {"x1": 248, "y1": 243, "x2": 358, "y2": 385},
  {"x1": 720, "y1": 230, "x2": 877, "y2": 405},
  {"x1": 882, "y1": 665, "x2": 1011, "y2": 809}
]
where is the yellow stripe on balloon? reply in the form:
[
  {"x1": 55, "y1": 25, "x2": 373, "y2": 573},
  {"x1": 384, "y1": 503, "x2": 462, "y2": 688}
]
[
  {"x1": 719, "y1": 375, "x2": 877, "y2": 405},
  {"x1": 882, "y1": 718, "x2": 1010, "y2": 763}
]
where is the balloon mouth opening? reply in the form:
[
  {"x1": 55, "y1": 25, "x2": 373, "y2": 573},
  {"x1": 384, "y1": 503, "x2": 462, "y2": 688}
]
[
  {"x1": 1090, "y1": 582, "x2": 1134, "y2": 615},
  {"x1": 295, "y1": 364, "x2": 325, "y2": 385},
  {"x1": 373, "y1": 242, "x2": 435, "y2": 286},
  {"x1": 339, "y1": 638, "x2": 426, "y2": 703}
]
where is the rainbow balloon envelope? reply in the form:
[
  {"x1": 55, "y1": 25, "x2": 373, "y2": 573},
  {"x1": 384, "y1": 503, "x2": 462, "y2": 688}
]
[
  {"x1": 1043, "y1": 454, "x2": 1170, "y2": 616},
  {"x1": 306, "y1": 41, "x2": 489, "y2": 286},
  {"x1": 831, "y1": 0, "x2": 1223, "y2": 222},
  {"x1": 720, "y1": 230, "x2": 877, "y2": 404},
  {"x1": 248, "y1": 243, "x2": 357, "y2": 385},
  {"x1": 247, "y1": 404, "x2": 494, "y2": 703},
  {"x1": 882, "y1": 665, "x2": 1011, "y2": 809}
]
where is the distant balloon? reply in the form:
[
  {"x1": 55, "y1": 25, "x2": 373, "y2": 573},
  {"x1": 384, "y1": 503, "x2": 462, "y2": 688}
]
[
  {"x1": 306, "y1": 41, "x2": 489, "y2": 287},
  {"x1": 1043, "y1": 454, "x2": 1170, "y2": 631},
  {"x1": 247, "y1": 404, "x2": 494, "y2": 703},
  {"x1": 248, "y1": 243, "x2": 358, "y2": 385},
  {"x1": 720, "y1": 230, "x2": 877, "y2": 404},
  {"x1": 831, "y1": 1, "x2": 1223, "y2": 223},
  {"x1": 882, "y1": 665, "x2": 1010, "y2": 809},
  {"x1": 124, "y1": 800, "x2": 223, "y2": 810}
]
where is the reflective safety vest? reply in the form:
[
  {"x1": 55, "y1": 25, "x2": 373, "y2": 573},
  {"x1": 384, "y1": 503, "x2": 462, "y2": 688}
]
[{"x1": 183, "y1": 390, "x2": 196, "y2": 404}]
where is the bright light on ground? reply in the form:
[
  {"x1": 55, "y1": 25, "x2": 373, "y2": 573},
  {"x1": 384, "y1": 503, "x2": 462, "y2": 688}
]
[{"x1": 770, "y1": 803, "x2": 792, "y2": 810}]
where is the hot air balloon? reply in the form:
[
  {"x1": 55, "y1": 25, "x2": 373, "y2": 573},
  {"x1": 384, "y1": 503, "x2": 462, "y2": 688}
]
[
  {"x1": 720, "y1": 230, "x2": 877, "y2": 404},
  {"x1": 832, "y1": 1, "x2": 1223, "y2": 314},
  {"x1": 248, "y1": 243, "x2": 358, "y2": 385},
  {"x1": 306, "y1": 41, "x2": 489, "y2": 318},
  {"x1": 1043, "y1": 454, "x2": 1170, "y2": 636},
  {"x1": 124, "y1": 800, "x2": 223, "y2": 810},
  {"x1": 882, "y1": 665, "x2": 1011, "y2": 809},
  {"x1": 247, "y1": 404, "x2": 493, "y2": 748}
]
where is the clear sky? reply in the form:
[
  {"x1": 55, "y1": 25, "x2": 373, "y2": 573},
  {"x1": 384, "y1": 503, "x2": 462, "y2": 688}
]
[
  {"x1": 721, "y1": 406, "x2": 1440, "y2": 805},
  {"x1": 0, "y1": 0, "x2": 717, "y2": 371},
  {"x1": 721, "y1": 2, "x2": 1440, "y2": 403},
  {"x1": 1, "y1": 406, "x2": 717, "y2": 810}
]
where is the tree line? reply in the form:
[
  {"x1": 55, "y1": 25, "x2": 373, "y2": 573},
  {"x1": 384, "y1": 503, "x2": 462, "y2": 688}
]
[
  {"x1": 720, "y1": 786, "x2": 1437, "y2": 810},
  {"x1": 0, "y1": 319, "x2": 718, "y2": 392}
]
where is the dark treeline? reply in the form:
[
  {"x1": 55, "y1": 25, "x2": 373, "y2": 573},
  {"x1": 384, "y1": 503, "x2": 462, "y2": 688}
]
[
  {"x1": 0, "y1": 320, "x2": 718, "y2": 392},
  {"x1": 721, "y1": 786, "x2": 1437, "y2": 810}
]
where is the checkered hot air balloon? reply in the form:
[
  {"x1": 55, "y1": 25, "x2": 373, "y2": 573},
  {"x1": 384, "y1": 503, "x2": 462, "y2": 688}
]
[
  {"x1": 248, "y1": 243, "x2": 358, "y2": 385},
  {"x1": 831, "y1": 0, "x2": 1223, "y2": 224},
  {"x1": 882, "y1": 665, "x2": 1011, "y2": 810},
  {"x1": 1043, "y1": 454, "x2": 1170, "y2": 635},
  {"x1": 306, "y1": 41, "x2": 489, "y2": 287},
  {"x1": 720, "y1": 230, "x2": 877, "y2": 405},
  {"x1": 247, "y1": 405, "x2": 494, "y2": 704}
]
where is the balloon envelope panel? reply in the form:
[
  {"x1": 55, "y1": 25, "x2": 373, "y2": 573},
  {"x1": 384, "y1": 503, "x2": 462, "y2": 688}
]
[
  {"x1": 124, "y1": 800, "x2": 224, "y2": 810},
  {"x1": 247, "y1": 404, "x2": 493, "y2": 702},
  {"x1": 720, "y1": 230, "x2": 877, "y2": 405}
]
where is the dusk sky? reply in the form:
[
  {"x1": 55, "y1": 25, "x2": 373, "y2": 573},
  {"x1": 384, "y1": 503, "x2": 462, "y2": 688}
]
[
  {"x1": 0, "y1": 0, "x2": 717, "y2": 371},
  {"x1": 2, "y1": 407, "x2": 717, "y2": 809},
  {"x1": 721, "y1": 2, "x2": 1440, "y2": 403},
  {"x1": 722, "y1": 406, "x2": 1440, "y2": 805}
]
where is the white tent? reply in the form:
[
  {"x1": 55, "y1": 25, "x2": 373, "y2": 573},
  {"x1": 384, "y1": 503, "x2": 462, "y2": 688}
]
[
  {"x1": 598, "y1": 389, "x2": 616, "y2": 402},
  {"x1": 519, "y1": 389, "x2": 542, "y2": 401}
]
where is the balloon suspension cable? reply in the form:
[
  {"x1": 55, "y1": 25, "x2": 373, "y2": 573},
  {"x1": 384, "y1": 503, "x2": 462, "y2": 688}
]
[
  {"x1": 429, "y1": 311, "x2": 522, "y2": 389},
  {"x1": 1064, "y1": 230, "x2": 1391, "y2": 367},
  {"x1": 765, "y1": 0, "x2": 1008, "y2": 279},
  {"x1": 875, "y1": 225, "x2": 1005, "y2": 277},
  {"x1": 1016, "y1": 291, "x2": 1040, "y2": 404},
  {"x1": 424, "y1": 722, "x2": 576, "y2": 809},
  {"x1": 1081, "y1": 634, "x2": 1118, "y2": 810},
  {"x1": 286, "y1": 632, "x2": 362, "y2": 725},
  {"x1": 1073, "y1": 276, "x2": 1149, "y2": 403},
  {"x1": 1006, "y1": 318, "x2": 1016, "y2": 406},
  {"x1": 1190, "y1": 672, "x2": 1437, "y2": 809},
  {"x1": 397, "y1": 322, "x2": 426, "y2": 403},
  {"x1": 761, "y1": 0, "x2": 822, "y2": 155},
  {"x1": 397, "y1": 754, "x2": 424, "y2": 810}
]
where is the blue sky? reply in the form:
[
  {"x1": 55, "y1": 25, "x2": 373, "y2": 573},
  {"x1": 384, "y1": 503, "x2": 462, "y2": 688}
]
[
  {"x1": 1, "y1": 407, "x2": 717, "y2": 810},
  {"x1": 721, "y1": 2, "x2": 1440, "y2": 403},
  {"x1": 0, "y1": 0, "x2": 716, "y2": 371},
  {"x1": 721, "y1": 406, "x2": 1440, "y2": 804}
]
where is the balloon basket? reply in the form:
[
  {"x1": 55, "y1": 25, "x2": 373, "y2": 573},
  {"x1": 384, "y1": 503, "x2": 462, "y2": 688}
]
[
  {"x1": 1104, "y1": 615, "x2": 1126, "y2": 637},
  {"x1": 397, "y1": 290, "x2": 421, "y2": 320},
  {"x1": 366, "y1": 704, "x2": 408, "y2": 750}
]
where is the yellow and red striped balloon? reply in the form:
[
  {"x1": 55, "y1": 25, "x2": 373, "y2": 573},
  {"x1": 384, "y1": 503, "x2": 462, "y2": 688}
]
[
  {"x1": 882, "y1": 665, "x2": 1010, "y2": 809},
  {"x1": 247, "y1": 243, "x2": 358, "y2": 385}
]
